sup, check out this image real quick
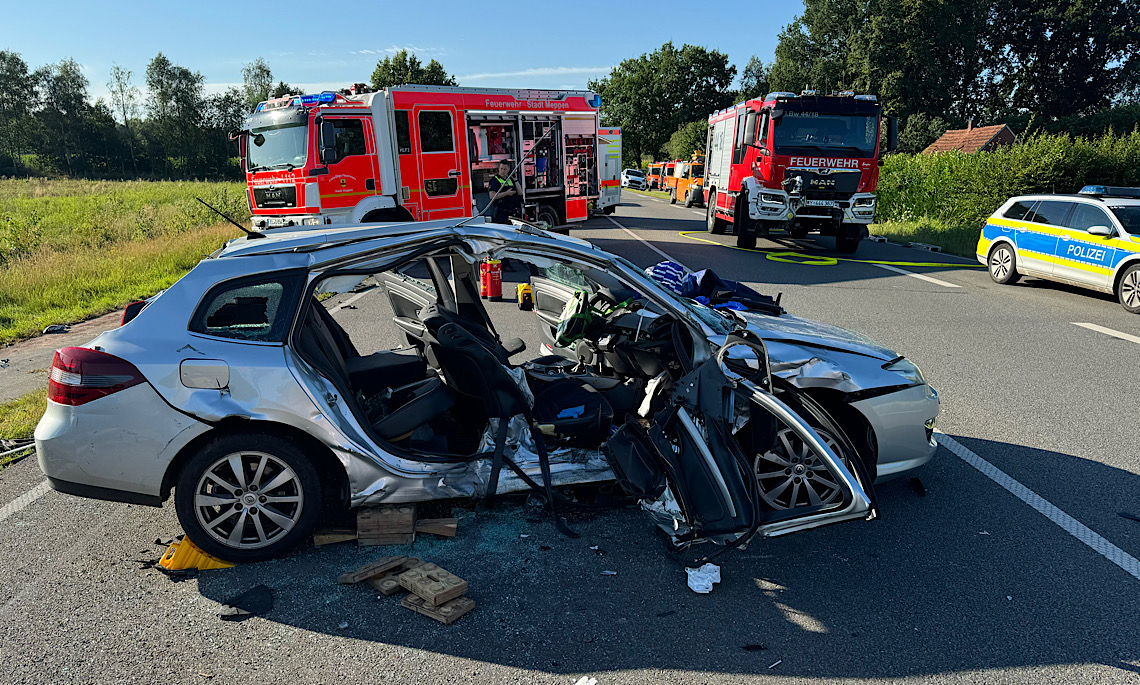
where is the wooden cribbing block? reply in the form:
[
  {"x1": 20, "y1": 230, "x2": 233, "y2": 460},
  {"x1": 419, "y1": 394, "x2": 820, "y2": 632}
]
[
  {"x1": 414, "y1": 518, "x2": 458, "y2": 537},
  {"x1": 357, "y1": 504, "x2": 416, "y2": 546},
  {"x1": 401, "y1": 594, "x2": 475, "y2": 624},
  {"x1": 337, "y1": 555, "x2": 408, "y2": 584},
  {"x1": 398, "y1": 563, "x2": 468, "y2": 606},
  {"x1": 365, "y1": 558, "x2": 424, "y2": 595},
  {"x1": 313, "y1": 528, "x2": 357, "y2": 546}
]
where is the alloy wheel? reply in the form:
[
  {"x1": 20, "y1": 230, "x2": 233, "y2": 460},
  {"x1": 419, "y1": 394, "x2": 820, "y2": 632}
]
[
  {"x1": 754, "y1": 428, "x2": 844, "y2": 510},
  {"x1": 990, "y1": 246, "x2": 1012, "y2": 280},
  {"x1": 1123, "y1": 269, "x2": 1140, "y2": 309},
  {"x1": 193, "y1": 451, "x2": 305, "y2": 550}
]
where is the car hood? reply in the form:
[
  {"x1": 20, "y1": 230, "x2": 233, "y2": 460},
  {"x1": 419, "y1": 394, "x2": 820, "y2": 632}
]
[{"x1": 739, "y1": 312, "x2": 896, "y2": 361}]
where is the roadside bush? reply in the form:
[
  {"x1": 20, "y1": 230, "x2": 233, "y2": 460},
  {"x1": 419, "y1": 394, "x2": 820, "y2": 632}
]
[{"x1": 878, "y1": 130, "x2": 1140, "y2": 228}]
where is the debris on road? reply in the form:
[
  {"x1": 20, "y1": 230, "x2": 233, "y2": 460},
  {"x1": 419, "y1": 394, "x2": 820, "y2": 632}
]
[
  {"x1": 337, "y1": 621, "x2": 349, "y2": 629},
  {"x1": 572, "y1": 677, "x2": 599, "y2": 685},
  {"x1": 768, "y1": 659, "x2": 783, "y2": 669},
  {"x1": 313, "y1": 528, "x2": 357, "y2": 546},
  {"x1": 415, "y1": 517, "x2": 459, "y2": 537},
  {"x1": 218, "y1": 584, "x2": 273, "y2": 622},
  {"x1": 159, "y1": 536, "x2": 234, "y2": 571},
  {"x1": 401, "y1": 594, "x2": 475, "y2": 625},
  {"x1": 685, "y1": 563, "x2": 721, "y2": 594},
  {"x1": 338, "y1": 556, "x2": 411, "y2": 584},
  {"x1": 42, "y1": 324, "x2": 71, "y2": 334},
  {"x1": 600, "y1": 570, "x2": 618, "y2": 576},
  {"x1": 399, "y1": 563, "x2": 468, "y2": 606},
  {"x1": 906, "y1": 241, "x2": 942, "y2": 253}
]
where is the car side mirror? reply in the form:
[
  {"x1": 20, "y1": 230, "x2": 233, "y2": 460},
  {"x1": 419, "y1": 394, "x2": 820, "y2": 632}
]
[
  {"x1": 1087, "y1": 225, "x2": 1113, "y2": 237},
  {"x1": 746, "y1": 143, "x2": 770, "y2": 156},
  {"x1": 318, "y1": 120, "x2": 338, "y2": 165}
]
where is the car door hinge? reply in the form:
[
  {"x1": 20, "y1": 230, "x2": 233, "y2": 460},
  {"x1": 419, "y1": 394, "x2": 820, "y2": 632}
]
[{"x1": 325, "y1": 392, "x2": 338, "y2": 405}]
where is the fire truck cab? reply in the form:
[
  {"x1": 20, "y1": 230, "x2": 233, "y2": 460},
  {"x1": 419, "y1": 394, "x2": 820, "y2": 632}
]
[
  {"x1": 705, "y1": 91, "x2": 896, "y2": 252},
  {"x1": 239, "y1": 86, "x2": 619, "y2": 232}
]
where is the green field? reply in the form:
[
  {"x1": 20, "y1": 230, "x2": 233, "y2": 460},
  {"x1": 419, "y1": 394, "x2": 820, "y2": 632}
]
[{"x1": 0, "y1": 178, "x2": 246, "y2": 344}]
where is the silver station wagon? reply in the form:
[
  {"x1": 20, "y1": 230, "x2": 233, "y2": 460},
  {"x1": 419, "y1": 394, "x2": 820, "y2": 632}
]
[{"x1": 37, "y1": 220, "x2": 939, "y2": 561}]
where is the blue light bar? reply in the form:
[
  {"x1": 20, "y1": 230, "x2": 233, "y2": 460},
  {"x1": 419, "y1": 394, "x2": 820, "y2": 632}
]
[
  {"x1": 298, "y1": 91, "x2": 338, "y2": 106},
  {"x1": 1080, "y1": 185, "x2": 1109, "y2": 195},
  {"x1": 1080, "y1": 185, "x2": 1140, "y2": 198}
]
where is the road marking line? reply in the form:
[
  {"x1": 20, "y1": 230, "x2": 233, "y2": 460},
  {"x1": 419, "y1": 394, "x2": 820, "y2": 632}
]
[
  {"x1": 0, "y1": 480, "x2": 52, "y2": 524},
  {"x1": 330, "y1": 285, "x2": 378, "y2": 314},
  {"x1": 936, "y1": 433, "x2": 1140, "y2": 582},
  {"x1": 605, "y1": 216, "x2": 688, "y2": 269},
  {"x1": 1072, "y1": 322, "x2": 1140, "y2": 346},
  {"x1": 872, "y1": 263, "x2": 961, "y2": 288}
]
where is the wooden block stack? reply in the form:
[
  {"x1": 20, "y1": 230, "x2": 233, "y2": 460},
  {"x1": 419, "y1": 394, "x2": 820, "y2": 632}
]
[
  {"x1": 357, "y1": 505, "x2": 417, "y2": 545},
  {"x1": 336, "y1": 555, "x2": 474, "y2": 625}
]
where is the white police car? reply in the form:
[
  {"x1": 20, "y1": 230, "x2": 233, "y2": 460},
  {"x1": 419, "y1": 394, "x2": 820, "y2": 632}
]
[{"x1": 977, "y1": 186, "x2": 1140, "y2": 313}]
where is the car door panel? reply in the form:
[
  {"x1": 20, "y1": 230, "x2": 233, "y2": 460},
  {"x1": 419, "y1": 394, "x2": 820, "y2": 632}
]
[
  {"x1": 1056, "y1": 203, "x2": 1117, "y2": 287},
  {"x1": 379, "y1": 271, "x2": 439, "y2": 346},
  {"x1": 529, "y1": 276, "x2": 586, "y2": 349},
  {"x1": 1015, "y1": 201, "x2": 1067, "y2": 275}
]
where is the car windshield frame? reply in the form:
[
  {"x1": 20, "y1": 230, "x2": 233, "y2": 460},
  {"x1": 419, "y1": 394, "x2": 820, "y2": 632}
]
[
  {"x1": 247, "y1": 121, "x2": 309, "y2": 172},
  {"x1": 1109, "y1": 205, "x2": 1140, "y2": 235},
  {"x1": 773, "y1": 113, "x2": 879, "y2": 158}
]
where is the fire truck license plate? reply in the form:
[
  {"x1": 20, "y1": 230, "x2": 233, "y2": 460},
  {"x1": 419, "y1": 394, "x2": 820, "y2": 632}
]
[
  {"x1": 805, "y1": 200, "x2": 839, "y2": 207},
  {"x1": 266, "y1": 217, "x2": 288, "y2": 227}
]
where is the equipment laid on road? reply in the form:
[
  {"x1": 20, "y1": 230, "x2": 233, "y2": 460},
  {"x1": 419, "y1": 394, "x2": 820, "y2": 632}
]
[
  {"x1": 704, "y1": 90, "x2": 897, "y2": 253},
  {"x1": 238, "y1": 85, "x2": 620, "y2": 231},
  {"x1": 159, "y1": 536, "x2": 234, "y2": 571},
  {"x1": 340, "y1": 555, "x2": 476, "y2": 625}
]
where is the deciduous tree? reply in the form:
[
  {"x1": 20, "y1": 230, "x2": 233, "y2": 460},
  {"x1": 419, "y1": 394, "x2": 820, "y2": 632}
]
[{"x1": 370, "y1": 50, "x2": 457, "y2": 89}]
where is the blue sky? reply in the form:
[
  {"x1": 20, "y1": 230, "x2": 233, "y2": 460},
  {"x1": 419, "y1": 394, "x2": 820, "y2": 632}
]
[{"x1": 4, "y1": 0, "x2": 803, "y2": 101}]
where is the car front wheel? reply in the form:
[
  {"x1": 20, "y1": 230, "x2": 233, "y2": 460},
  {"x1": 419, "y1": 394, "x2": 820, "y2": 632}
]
[
  {"x1": 1119, "y1": 263, "x2": 1140, "y2": 313},
  {"x1": 988, "y1": 243, "x2": 1021, "y2": 285},
  {"x1": 174, "y1": 432, "x2": 322, "y2": 562}
]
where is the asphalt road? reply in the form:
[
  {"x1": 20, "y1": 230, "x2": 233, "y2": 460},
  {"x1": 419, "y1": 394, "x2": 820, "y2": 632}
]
[{"x1": 1, "y1": 194, "x2": 1138, "y2": 684}]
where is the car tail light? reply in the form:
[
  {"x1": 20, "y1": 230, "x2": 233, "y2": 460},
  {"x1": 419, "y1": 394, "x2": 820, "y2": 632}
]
[
  {"x1": 121, "y1": 300, "x2": 148, "y2": 326},
  {"x1": 48, "y1": 347, "x2": 145, "y2": 406}
]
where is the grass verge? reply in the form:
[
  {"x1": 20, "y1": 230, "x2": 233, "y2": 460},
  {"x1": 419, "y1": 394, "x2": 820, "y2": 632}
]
[
  {"x1": 0, "y1": 224, "x2": 236, "y2": 345},
  {"x1": 0, "y1": 388, "x2": 46, "y2": 468},
  {"x1": 871, "y1": 218, "x2": 982, "y2": 258}
]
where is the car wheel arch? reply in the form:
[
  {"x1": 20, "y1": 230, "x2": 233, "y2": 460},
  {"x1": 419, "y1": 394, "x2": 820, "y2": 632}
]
[
  {"x1": 1113, "y1": 256, "x2": 1140, "y2": 295},
  {"x1": 160, "y1": 418, "x2": 349, "y2": 509},
  {"x1": 987, "y1": 237, "x2": 1016, "y2": 258}
]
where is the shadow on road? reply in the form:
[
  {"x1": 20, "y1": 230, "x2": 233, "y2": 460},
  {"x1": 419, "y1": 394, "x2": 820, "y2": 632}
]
[{"x1": 195, "y1": 437, "x2": 1138, "y2": 680}]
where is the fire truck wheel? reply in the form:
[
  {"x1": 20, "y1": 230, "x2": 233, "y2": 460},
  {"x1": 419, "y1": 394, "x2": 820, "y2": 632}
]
[
  {"x1": 706, "y1": 193, "x2": 727, "y2": 234},
  {"x1": 790, "y1": 226, "x2": 809, "y2": 239},
  {"x1": 736, "y1": 232, "x2": 757, "y2": 250},
  {"x1": 669, "y1": 189, "x2": 677, "y2": 204},
  {"x1": 603, "y1": 205, "x2": 616, "y2": 215},
  {"x1": 537, "y1": 205, "x2": 562, "y2": 232}
]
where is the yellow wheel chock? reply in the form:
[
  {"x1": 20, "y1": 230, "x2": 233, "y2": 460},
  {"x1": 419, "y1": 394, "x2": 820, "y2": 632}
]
[{"x1": 159, "y1": 536, "x2": 235, "y2": 571}]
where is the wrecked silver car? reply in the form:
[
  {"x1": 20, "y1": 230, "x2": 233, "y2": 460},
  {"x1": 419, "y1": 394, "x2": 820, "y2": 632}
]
[{"x1": 35, "y1": 220, "x2": 938, "y2": 561}]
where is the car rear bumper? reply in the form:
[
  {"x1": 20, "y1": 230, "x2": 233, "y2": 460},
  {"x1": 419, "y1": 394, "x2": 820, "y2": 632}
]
[
  {"x1": 35, "y1": 383, "x2": 210, "y2": 500},
  {"x1": 851, "y1": 383, "x2": 940, "y2": 482}
]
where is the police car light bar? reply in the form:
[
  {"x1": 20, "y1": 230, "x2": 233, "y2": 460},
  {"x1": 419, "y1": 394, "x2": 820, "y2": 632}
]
[{"x1": 1079, "y1": 185, "x2": 1140, "y2": 198}]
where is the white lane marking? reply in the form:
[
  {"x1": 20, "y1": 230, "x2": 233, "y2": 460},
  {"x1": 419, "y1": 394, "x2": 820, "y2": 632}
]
[
  {"x1": 0, "y1": 480, "x2": 52, "y2": 524},
  {"x1": 872, "y1": 263, "x2": 961, "y2": 288},
  {"x1": 937, "y1": 433, "x2": 1140, "y2": 582},
  {"x1": 606, "y1": 216, "x2": 688, "y2": 269},
  {"x1": 1072, "y1": 322, "x2": 1140, "y2": 346},
  {"x1": 690, "y1": 211, "x2": 705, "y2": 217},
  {"x1": 330, "y1": 285, "x2": 378, "y2": 314}
]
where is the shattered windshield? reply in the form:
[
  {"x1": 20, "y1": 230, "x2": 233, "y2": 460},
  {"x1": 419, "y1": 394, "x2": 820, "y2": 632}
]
[
  {"x1": 1110, "y1": 206, "x2": 1140, "y2": 234},
  {"x1": 248, "y1": 123, "x2": 308, "y2": 172},
  {"x1": 774, "y1": 113, "x2": 878, "y2": 158}
]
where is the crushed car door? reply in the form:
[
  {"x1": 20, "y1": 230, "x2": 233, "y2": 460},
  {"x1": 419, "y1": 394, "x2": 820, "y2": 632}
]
[{"x1": 608, "y1": 334, "x2": 874, "y2": 549}]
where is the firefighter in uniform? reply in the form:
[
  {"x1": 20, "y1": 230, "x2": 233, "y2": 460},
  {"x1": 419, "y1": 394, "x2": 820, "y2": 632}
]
[{"x1": 488, "y1": 160, "x2": 521, "y2": 224}]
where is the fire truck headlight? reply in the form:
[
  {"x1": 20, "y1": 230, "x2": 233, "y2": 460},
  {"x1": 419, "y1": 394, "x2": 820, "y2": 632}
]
[
  {"x1": 761, "y1": 194, "x2": 785, "y2": 205},
  {"x1": 302, "y1": 217, "x2": 320, "y2": 226},
  {"x1": 854, "y1": 197, "x2": 876, "y2": 208}
]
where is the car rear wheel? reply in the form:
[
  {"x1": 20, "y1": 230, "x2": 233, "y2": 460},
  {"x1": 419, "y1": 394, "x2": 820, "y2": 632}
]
[
  {"x1": 988, "y1": 243, "x2": 1021, "y2": 284},
  {"x1": 1119, "y1": 263, "x2": 1140, "y2": 313},
  {"x1": 754, "y1": 427, "x2": 845, "y2": 510},
  {"x1": 175, "y1": 432, "x2": 322, "y2": 562}
]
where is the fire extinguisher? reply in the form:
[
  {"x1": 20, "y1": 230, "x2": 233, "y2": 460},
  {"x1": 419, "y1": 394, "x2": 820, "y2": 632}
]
[{"x1": 480, "y1": 259, "x2": 502, "y2": 300}]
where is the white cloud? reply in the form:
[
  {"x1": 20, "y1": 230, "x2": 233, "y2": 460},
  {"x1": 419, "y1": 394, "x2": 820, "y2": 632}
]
[
  {"x1": 457, "y1": 66, "x2": 613, "y2": 82},
  {"x1": 348, "y1": 44, "x2": 446, "y2": 57}
]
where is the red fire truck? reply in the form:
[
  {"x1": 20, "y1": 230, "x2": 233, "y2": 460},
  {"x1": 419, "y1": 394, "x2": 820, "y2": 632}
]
[
  {"x1": 238, "y1": 85, "x2": 620, "y2": 232},
  {"x1": 704, "y1": 91, "x2": 896, "y2": 252}
]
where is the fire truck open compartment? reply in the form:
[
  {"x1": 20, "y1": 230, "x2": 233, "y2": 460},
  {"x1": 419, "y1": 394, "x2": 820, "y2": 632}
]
[{"x1": 466, "y1": 115, "x2": 565, "y2": 221}]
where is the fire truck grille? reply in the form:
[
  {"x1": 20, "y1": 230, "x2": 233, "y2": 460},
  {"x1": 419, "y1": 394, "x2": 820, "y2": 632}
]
[
  {"x1": 785, "y1": 169, "x2": 861, "y2": 194},
  {"x1": 253, "y1": 185, "x2": 298, "y2": 209}
]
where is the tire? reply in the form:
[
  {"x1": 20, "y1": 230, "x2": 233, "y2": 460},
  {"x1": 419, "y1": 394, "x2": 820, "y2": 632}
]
[
  {"x1": 669, "y1": 189, "x2": 677, "y2": 205},
  {"x1": 1118, "y1": 263, "x2": 1140, "y2": 313},
  {"x1": 362, "y1": 207, "x2": 415, "y2": 223},
  {"x1": 737, "y1": 232, "x2": 757, "y2": 250},
  {"x1": 174, "y1": 432, "x2": 323, "y2": 563},
  {"x1": 537, "y1": 204, "x2": 560, "y2": 230},
  {"x1": 706, "y1": 191, "x2": 727, "y2": 234},
  {"x1": 790, "y1": 226, "x2": 809, "y2": 239},
  {"x1": 836, "y1": 236, "x2": 861, "y2": 254},
  {"x1": 603, "y1": 205, "x2": 616, "y2": 215},
  {"x1": 684, "y1": 190, "x2": 694, "y2": 208},
  {"x1": 987, "y1": 242, "x2": 1021, "y2": 285}
]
